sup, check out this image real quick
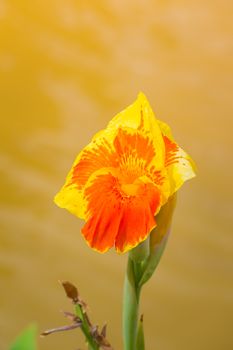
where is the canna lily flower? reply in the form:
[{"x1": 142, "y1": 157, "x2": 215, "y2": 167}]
[{"x1": 54, "y1": 93, "x2": 195, "y2": 253}]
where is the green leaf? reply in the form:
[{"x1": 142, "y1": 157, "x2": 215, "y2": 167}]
[
  {"x1": 10, "y1": 324, "x2": 37, "y2": 350},
  {"x1": 136, "y1": 315, "x2": 145, "y2": 350}
]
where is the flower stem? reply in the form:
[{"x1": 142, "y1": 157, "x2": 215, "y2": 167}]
[
  {"x1": 123, "y1": 257, "x2": 141, "y2": 350},
  {"x1": 123, "y1": 240, "x2": 149, "y2": 350}
]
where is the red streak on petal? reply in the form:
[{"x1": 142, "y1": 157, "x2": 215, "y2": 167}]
[
  {"x1": 146, "y1": 165, "x2": 165, "y2": 186},
  {"x1": 163, "y1": 135, "x2": 180, "y2": 167},
  {"x1": 138, "y1": 109, "x2": 145, "y2": 130}
]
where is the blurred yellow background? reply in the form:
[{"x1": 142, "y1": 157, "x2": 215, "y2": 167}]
[{"x1": 0, "y1": 1, "x2": 233, "y2": 349}]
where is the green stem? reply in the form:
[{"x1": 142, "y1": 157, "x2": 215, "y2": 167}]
[
  {"x1": 123, "y1": 257, "x2": 141, "y2": 350},
  {"x1": 75, "y1": 304, "x2": 99, "y2": 350},
  {"x1": 136, "y1": 315, "x2": 145, "y2": 350},
  {"x1": 123, "y1": 240, "x2": 149, "y2": 350}
]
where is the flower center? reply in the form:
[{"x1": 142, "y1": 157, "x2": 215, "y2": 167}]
[
  {"x1": 116, "y1": 154, "x2": 148, "y2": 197},
  {"x1": 121, "y1": 180, "x2": 141, "y2": 196}
]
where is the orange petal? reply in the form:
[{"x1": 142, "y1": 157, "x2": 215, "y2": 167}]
[
  {"x1": 71, "y1": 137, "x2": 117, "y2": 189},
  {"x1": 115, "y1": 182, "x2": 161, "y2": 253},
  {"x1": 107, "y1": 93, "x2": 165, "y2": 170},
  {"x1": 54, "y1": 136, "x2": 117, "y2": 220},
  {"x1": 82, "y1": 172, "x2": 123, "y2": 253},
  {"x1": 81, "y1": 171, "x2": 161, "y2": 253},
  {"x1": 114, "y1": 128, "x2": 155, "y2": 168}
]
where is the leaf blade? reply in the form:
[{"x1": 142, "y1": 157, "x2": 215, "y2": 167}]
[{"x1": 10, "y1": 324, "x2": 37, "y2": 350}]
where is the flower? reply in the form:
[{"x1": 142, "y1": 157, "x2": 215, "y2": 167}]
[{"x1": 54, "y1": 93, "x2": 195, "y2": 253}]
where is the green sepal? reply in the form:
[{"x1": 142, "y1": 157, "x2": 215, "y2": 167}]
[
  {"x1": 139, "y1": 194, "x2": 177, "y2": 287},
  {"x1": 10, "y1": 324, "x2": 37, "y2": 350},
  {"x1": 139, "y1": 232, "x2": 169, "y2": 287}
]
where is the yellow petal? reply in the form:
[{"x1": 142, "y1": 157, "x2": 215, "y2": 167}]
[
  {"x1": 54, "y1": 180, "x2": 88, "y2": 220},
  {"x1": 158, "y1": 119, "x2": 196, "y2": 195},
  {"x1": 54, "y1": 134, "x2": 117, "y2": 220},
  {"x1": 107, "y1": 92, "x2": 165, "y2": 170}
]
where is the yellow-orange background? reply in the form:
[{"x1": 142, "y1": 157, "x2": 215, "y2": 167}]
[{"x1": 0, "y1": 1, "x2": 233, "y2": 349}]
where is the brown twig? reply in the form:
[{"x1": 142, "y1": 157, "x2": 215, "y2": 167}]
[
  {"x1": 41, "y1": 281, "x2": 114, "y2": 349},
  {"x1": 41, "y1": 322, "x2": 82, "y2": 337},
  {"x1": 61, "y1": 281, "x2": 114, "y2": 350}
]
